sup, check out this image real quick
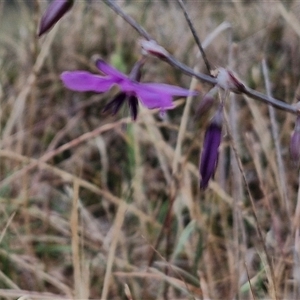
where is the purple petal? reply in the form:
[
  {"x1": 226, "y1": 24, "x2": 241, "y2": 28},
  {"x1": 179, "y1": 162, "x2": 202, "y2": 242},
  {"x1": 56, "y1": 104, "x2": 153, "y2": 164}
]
[
  {"x1": 200, "y1": 122, "x2": 222, "y2": 190},
  {"x1": 134, "y1": 86, "x2": 174, "y2": 109},
  {"x1": 141, "y1": 83, "x2": 197, "y2": 97},
  {"x1": 96, "y1": 59, "x2": 128, "y2": 80},
  {"x1": 116, "y1": 78, "x2": 135, "y2": 93},
  {"x1": 61, "y1": 71, "x2": 116, "y2": 92},
  {"x1": 38, "y1": 0, "x2": 74, "y2": 37}
]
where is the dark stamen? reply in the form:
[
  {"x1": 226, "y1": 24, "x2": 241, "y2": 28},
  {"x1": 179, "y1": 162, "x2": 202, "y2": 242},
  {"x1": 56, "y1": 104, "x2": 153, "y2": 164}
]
[
  {"x1": 128, "y1": 96, "x2": 139, "y2": 120},
  {"x1": 102, "y1": 92, "x2": 126, "y2": 116}
]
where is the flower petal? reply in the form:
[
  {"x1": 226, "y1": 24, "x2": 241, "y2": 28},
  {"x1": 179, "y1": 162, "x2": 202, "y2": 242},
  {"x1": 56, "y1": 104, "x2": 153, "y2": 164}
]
[
  {"x1": 96, "y1": 59, "x2": 128, "y2": 80},
  {"x1": 134, "y1": 86, "x2": 174, "y2": 109},
  {"x1": 60, "y1": 71, "x2": 115, "y2": 92},
  {"x1": 141, "y1": 83, "x2": 196, "y2": 97},
  {"x1": 115, "y1": 78, "x2": 135, "y2": 93}
]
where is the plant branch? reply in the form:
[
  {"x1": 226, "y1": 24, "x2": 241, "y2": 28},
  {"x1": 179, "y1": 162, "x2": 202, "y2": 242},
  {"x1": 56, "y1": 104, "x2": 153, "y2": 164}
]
[
  {"x1": 176, "y1": 0, "x2": 212, "y2": 74},
  {"x1": 101, "y1": 0, "x2": 300, "y2": 116},
  {"x1": 102, "y1": 0, "x2": 152, "y2": 41}
]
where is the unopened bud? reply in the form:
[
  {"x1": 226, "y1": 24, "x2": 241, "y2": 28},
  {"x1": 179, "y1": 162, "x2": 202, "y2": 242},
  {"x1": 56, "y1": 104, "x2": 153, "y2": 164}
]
[
  {"x1": 38, "y1": 0, "x2": 74, "y2": 37},
  {"x1": 216, "y1": 68, "x2": 245, "y2": 93},
  {"x1": 139, "y1": 39, "x2": 169, "y2": 59},
  {"x1": 199, "y1": 107, "x2": 223, "y2": 190},
  {"x1": 129, "y1": 58, "x2": 146, "y2": 82}
]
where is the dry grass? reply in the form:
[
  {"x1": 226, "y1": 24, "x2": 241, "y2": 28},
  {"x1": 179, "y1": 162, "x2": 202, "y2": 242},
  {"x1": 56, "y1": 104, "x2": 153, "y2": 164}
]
[{"x1": 1, "y1": 1, "x2": 300, "y2": 299}]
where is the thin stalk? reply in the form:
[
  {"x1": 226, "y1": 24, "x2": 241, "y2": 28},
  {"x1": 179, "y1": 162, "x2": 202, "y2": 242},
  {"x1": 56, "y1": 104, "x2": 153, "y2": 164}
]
[
  {"x1": 70, "y1": 180, "x2": 85, "y2": 299},
  {"x1": 228, "y1": 30, "x2": 246, "y2": 299},
  {"x1": 224, "y1": 113, "x2": 279, "y2": 300},
  {"x1": 101, "y1": 0, "x2": 300, "y2": 116},
  {"x1": 102, "y1": 0, "x2": 152, "y2": 40},
  {"x1": 229, "y1": 93, "x2": 247, "y2": 299},
  {"x1": 293, "y1": 170, "x2": 300, "y2": 299},
  {"x1": 101, "y1": 201, "x2": 127, "y2": 299},
  {"x1": 176, "y1": 0, "x2": 212, "y2": 74},
  {"x1": 262, "y1": 59, "x2": 290, "y2": 217}
]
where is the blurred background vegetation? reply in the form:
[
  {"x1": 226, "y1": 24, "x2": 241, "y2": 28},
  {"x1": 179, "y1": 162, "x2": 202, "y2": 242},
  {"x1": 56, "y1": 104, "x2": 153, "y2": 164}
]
[{"x1": 1, "y1": 0, "x2": 300, "y2": 299}]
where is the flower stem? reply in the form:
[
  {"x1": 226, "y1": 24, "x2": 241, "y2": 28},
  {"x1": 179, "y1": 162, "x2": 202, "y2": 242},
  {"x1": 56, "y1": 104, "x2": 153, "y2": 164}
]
[
  {"x1": 102, "y1": 0, "x2": 152, "y2": 40},
  {"x1": 176, "y1": 0, "x2": 212, "y2": 75},
  {"x1": 101, "y1": 0, "x2": 300, "y2": 116}
]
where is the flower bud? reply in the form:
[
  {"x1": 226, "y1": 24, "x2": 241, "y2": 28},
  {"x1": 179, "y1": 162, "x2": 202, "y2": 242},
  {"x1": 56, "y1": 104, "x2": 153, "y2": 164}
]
[
  {"x1": 129, "y1": 58, "x2": 145, "y2": 82},
  {"x1": 290, "y1": 115, "x2": 300, "y2": 165},
  {"x1": 216, "y1": 68, "x2": 245, "y2": 93},
  {"x1": 38, "y1": 0, "x2": 74, "y2": 37},
  {"x1": 139, "y1": 39, "x2": 169, "y2": 59},
  {"x1": 199, "y1": 107, "x2": 223, "y2": 190}
]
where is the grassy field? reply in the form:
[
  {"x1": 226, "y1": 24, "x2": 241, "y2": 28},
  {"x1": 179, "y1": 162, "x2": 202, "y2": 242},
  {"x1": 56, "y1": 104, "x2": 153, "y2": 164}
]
[{"x1": 1, "y1": 1, "x2": 300, "y2": 299}]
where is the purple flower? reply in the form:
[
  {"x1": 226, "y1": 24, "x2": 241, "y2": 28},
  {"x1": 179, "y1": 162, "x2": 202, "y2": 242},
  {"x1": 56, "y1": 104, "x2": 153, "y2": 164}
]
[
  {"x1": 38, "y1": 0, "x2": 74, "y2": 37},
  {"x1": 290, "y1": 116, "x2": 300, "y2": 165},
  {"x1": 199, "y1": 108, "x2": 223, "y2": 190},
  {"x1": 61, "y1": 59, "x2": 195, "y2": 120}
]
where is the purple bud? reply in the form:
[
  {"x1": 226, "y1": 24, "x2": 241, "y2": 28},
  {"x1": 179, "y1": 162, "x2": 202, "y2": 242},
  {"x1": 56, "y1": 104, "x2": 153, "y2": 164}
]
[
  {"x1": 38, "y1": 0, "x2": 74, "y2": 37},
  {"x1": 129, "y1": 58, "x2": 145, "y2": 82},
  {"x1": 290, "y1": 116, "x2": 300, "y2": 165},
  {"x1": 199, "y1": 108, "x2": 223, "y2": 190}
]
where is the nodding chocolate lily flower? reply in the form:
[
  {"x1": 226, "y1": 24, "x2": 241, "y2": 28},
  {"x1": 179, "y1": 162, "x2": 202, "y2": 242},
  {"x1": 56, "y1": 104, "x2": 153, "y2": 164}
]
[
  {"x1": 61, "y1": 58, "x2": 196, "y2": 120},
  {"x1": 199, "y1": 107, "x2": 223, "y2": 190},
  {"x1": 290, "y1": 115, "x2": 300, "y2": 166},
  {"x1": 38, "y1": 0, "x2": 74, "y2": 37}
]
